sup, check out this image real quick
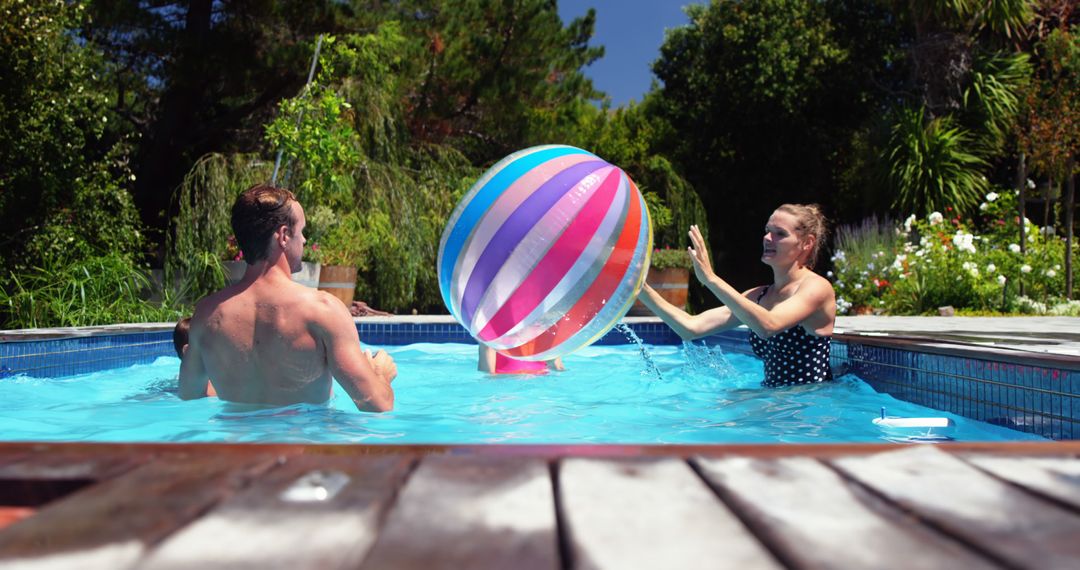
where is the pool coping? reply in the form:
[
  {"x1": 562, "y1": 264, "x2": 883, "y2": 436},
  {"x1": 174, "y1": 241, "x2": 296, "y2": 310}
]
[{"x1": 4, "y1": 315, "x2": 1077, "y2": 371}]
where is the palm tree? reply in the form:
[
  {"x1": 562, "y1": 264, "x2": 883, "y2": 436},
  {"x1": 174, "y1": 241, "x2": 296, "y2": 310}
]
[{"x1": 885, "y1": 0, "x2": 1036, "y2": 215}]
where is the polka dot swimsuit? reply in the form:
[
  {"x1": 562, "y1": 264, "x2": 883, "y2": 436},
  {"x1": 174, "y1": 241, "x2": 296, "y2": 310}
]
[{"x1": 748, "y1": 286, "x2": 833, "y2": 387}]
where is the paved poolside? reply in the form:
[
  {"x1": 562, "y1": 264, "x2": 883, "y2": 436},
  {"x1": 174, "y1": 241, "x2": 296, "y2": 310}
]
[
  {"x1": 832, "y1": 315, "x2": 1080, "y2": 358},
  {"x1": 3, "y1": 314, "x2": 1077, "y2": 359},
  {"x1": 338, "y1": 314, "x2": 1080, "y2": 359}
]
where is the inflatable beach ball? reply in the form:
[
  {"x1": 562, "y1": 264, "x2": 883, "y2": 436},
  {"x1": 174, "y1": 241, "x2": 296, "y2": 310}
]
[{"x1": 438, "y1": 145, "x2": 653, "y2": 361}]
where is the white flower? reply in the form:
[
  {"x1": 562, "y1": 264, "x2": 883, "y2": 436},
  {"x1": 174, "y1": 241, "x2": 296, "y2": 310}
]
[
  {"x1": 985, "y1": 191, "x2": 998, "y2": 202},
  {"x1": 1021, "y1": 264, "x2": 1032, "y2": 274},
  {"x1": 891, "y1": 255, "x2": 906, "y2": 271},
  {"x1": 1008, "y1": 244, "x2": 1021, "y2": 253},
  {"x1": 1041, "y1": 226, "x2": 1056, "y2": 237},
  {"x1": 899, "y1": 273, "x2": 907, "y2": 279},
  {"x1": 855, "y1": 283, "x2": 863, "y2": 290},
  {"x1": 952, "y1": 231, "x2": 976, "y2": 254},
  {"x1": 826, "y1": 270, "x2": 834, "y2": 277},
  {"x1": 986, "y1": 263, "x2": 996, "y2": 273},
  {"x1": 1046, "y1": 269, "x2": 1057, "y2": 278},
  {"x1": 1027, "y1": 178, "x2": 1036, "y2": 189},
  {"x1": 902, "y1": 214, "x2": 916, "y2": 232},
  {"x1": 1054, "y1": 264, "x2": 1061, "y2": 270},
  {"x1": 997, "y1": 275, "x2": 1007, "y2": 286},
  {"x1": 979, "y1": 202, "x2": 988, "y2": 211},
  {"x1": 928, "y1": 212, "x2": 944, "y2": 225},
  {"x1": 867, "y1": 262, "x2": 875, "y2": 270},
  {"x1": 962, "y1": 261, "x2": 979, "y2": 276},
  {"x1": 831, "y1": 250, "x2": 846, "y2": 263}
]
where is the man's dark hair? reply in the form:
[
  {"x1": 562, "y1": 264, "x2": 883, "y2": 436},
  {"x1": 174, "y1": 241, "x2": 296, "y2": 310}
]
[
  {"x1": 231, "y1": 184, "x2": 297, "y2": 264},
  {"x1": 173, "y1": 317, "x2": 191, "y2": 358}
]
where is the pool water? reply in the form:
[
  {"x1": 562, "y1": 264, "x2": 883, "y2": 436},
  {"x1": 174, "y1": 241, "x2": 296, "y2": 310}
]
[{"x1": 0, "y1": 342, "x2": 1044, "y2": 444}]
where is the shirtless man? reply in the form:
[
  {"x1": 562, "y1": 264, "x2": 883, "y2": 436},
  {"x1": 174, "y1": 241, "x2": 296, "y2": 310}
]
[{"x1": 179, "y1": 184, "x2": 396, "y2": 412}]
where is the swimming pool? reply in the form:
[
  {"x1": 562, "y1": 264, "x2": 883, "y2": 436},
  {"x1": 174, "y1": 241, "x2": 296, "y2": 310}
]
[{"x1": 0, "y1": 339, "x2": 1047, "y2": 445}]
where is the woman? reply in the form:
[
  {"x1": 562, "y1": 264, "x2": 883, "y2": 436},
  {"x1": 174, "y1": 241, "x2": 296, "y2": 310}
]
[{"x1": 639, "y1": 204, "x2": 835, "y2": 387}]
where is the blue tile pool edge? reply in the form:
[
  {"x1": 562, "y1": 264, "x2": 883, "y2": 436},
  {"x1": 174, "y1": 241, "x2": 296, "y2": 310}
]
[{"x1": 2, "y1": 321, "x2": 1077, "y2": 439}]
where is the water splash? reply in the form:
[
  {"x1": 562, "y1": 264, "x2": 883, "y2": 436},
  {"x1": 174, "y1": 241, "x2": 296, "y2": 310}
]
[
  {"x1": 615, "y1": 324, "x2": 663, "y2": 380},
  {"x1": 681, "y1": 341, "x2": 737, "y2": 377}
]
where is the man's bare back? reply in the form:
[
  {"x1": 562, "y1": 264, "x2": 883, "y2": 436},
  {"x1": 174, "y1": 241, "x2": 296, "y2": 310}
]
[{"x1": 179, "y1": 185, "x2": 395, "y2": 412}]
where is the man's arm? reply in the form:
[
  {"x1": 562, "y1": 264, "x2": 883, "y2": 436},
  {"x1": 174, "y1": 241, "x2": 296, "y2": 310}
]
[
  {"x1": 315, "y1": 294, "x2": 395, "y2": 412},
  {"x1": 178, "y1": 337, "x2": 210, "y2": 399}
]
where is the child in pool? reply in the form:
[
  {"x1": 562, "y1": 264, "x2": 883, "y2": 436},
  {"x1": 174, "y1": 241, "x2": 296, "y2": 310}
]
[
  {"x1": 478, "y1": 344, "x2": 564, "y2": 374},
  {"x1": 174, "y1": 317, "x2": 217, "y2": 397}
]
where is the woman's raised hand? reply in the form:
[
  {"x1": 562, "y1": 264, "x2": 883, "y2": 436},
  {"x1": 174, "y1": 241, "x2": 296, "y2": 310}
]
[{"x1": 687, "y1": 225, "x2": 715, "y2": 284}]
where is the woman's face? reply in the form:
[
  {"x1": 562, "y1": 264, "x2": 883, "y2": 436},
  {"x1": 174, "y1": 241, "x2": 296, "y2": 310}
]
[{"x1": 761, "y1": 210, "x2": 809, "y2": 268}]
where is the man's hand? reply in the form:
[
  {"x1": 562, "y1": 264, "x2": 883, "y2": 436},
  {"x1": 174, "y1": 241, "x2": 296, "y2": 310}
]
[{"x1": 368, "y1": 350, "x2": 398, "y2": 383}]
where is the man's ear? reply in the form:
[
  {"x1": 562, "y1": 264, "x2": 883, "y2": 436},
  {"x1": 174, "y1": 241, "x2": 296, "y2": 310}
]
[{"x1": 276, "y1": 225, "x2": 291, "y2": 248}]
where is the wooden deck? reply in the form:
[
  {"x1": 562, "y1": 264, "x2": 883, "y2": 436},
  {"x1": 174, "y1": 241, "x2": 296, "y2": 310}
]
[{"x1": 0, "y1": 441, "x2": 1079, "y2": 569}]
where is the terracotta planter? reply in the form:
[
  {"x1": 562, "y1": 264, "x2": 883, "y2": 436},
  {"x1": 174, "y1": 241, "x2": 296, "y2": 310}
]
[
  {"x1": 291, "y1": 261, "x2": 321, "y2": 288},
  {"x1": 318, "y1": 264, "x2": 358, "y2": 306},
  {"x1": 629, "y1": 267, "x2": 690, "y2": 316}
]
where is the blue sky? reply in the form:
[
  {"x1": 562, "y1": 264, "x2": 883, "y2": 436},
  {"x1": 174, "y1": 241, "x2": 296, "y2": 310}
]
[{"x1": 557, "y1": 1, "x2": 699, "y2": 107}]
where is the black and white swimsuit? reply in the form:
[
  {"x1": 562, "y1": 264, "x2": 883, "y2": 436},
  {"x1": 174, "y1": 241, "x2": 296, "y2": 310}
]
[{"x1": 748, "y1": 286, "x2": 833, "y2": 387}]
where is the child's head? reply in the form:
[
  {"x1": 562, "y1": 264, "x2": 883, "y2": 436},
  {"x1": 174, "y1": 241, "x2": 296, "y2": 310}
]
[{"x1": 173, "y1": 317, "x2": 192, "y2": 358}]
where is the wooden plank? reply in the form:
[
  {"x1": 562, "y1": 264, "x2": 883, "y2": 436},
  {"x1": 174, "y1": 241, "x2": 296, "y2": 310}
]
[
  {"x1": 964, "y1": 455, "x2": 1080, "y2": 512},
  {"x1": 3, "y1": 440, "x2": 1080, "y2": 461},
  {"x1": 559, "y1": 458, "x2": 779, "y2": 570},
  {"x1": 830, "y1": 446, "x2": 1080, "y2": 569},
  {"x1": 136, "y1": 455, "x2": 412, "y2": 570},
  {"x1": 0, "y1": 453, "x2": 279, "y2": 570},
  {"x1": 0, "y1": 450, "x2": 148, "y2": 481},
  {"x1": 359, "y1": 456, "x2": 557, "y2": 570},
  {"x1": 695, "y1": 455, "x2": 994, "y2": 569}
]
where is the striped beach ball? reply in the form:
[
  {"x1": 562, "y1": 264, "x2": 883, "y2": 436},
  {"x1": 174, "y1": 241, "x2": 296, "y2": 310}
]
[{"x1": 438, "y1": 145, "x2": 653, "y2": 360}]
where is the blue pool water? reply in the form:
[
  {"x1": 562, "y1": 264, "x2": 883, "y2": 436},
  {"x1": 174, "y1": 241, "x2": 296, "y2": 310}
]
[{"x1": 0, "y1": 342, "x2": 1045, "y2": 444}]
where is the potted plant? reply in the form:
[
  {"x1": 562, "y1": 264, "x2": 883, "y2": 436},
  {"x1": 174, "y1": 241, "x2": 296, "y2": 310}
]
[
  {"x1": 629, "y1": 246, "x2": 693, "y2": 316},
  {"x1": 317, "y1": 210, "x2": 368, "y2": 306},
  {"x1": 222, "y1": 235, "x2": 247, "y2": 285},
  {"x1": 292, "y1": 204, "x2": 338, "y2": 288}
]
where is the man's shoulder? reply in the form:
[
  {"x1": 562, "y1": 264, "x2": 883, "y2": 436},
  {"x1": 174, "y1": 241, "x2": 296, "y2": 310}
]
[{"x1": 297, "y1": 289, "x2": 353, "y2": 323}]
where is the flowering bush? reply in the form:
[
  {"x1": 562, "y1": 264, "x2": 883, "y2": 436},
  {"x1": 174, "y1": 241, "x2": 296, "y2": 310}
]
[
  {"x1": 650, "y1": 247, "x2": 693, "y2": 270},
  {"x1": 830, "y1": 189, "x2": 1075, "y2": 315},
  {"x1": 303, "y1": 242, "x2": 324, "y2": 264},
  {"x1": 224, "y1": 235, "x2": 243, "y2": 262}
]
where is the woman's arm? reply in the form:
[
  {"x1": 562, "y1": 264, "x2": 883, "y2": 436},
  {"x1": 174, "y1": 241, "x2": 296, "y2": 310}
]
[
  {"x1": 638, "y1": 283, "x2": 746, "y2": 340},
  {"x1": 687, "y1": 225, "x2": 830, "y2": 338}
]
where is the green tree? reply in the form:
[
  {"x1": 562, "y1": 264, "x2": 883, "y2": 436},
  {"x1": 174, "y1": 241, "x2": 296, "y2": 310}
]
[
  {"x1": 650, "y1": 0, "x2": 895, "y2": 288},
  {"x1": 881, "y1": 0, "x2": 1035, "y2": 216},
  {"x1": 0, "y1": 0, "x2": 142, "y2": 268},
  {"x1": 82, "y1": 0, "x2": 370, "y2": 238},
  {"x1": 395, "y1": 0, "x2": 604, "y2": 161}
]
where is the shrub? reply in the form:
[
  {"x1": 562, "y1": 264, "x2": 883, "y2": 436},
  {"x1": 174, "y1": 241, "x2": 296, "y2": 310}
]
[
  {"x1": 830, "y1": 188, "x2": 1075, "y2": 315},
  {"x1": 650, "y1": 247, "x2": 693, "y2": 270},
  {"x1": 0, "y1": 253, "x2": 188, "y2": 328}
]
